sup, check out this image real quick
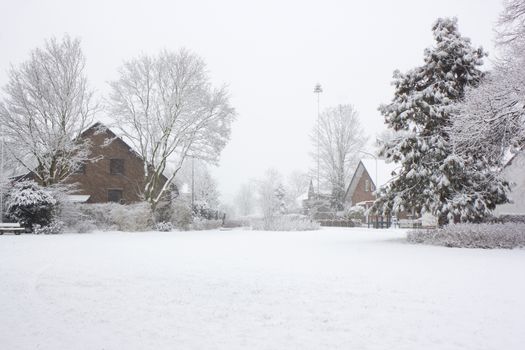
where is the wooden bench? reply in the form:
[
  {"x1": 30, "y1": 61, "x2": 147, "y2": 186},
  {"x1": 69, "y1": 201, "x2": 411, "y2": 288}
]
[{"x1": 0, "y1": 223, "x2": 26, "y2": 235}]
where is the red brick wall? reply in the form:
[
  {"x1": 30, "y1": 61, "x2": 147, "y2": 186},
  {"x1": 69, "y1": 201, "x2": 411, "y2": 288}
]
[
  {"x1": 66, "y1": 127, "x2": 146, "y2": 203},
  {"x1": 351, "y1": 170, "x2": 375, "y2": 206}
]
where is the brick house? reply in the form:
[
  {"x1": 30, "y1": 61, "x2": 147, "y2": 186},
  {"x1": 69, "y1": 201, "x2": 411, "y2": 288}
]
[
  {"x1": 344, "y1": 159, "x2": 410, "y2": 225},
  {"x1": 66, "y1": 122, "x2": 161, "y2": 204},
  {"x1": 17, "y1": 123, "x2": 168, "y2": 204}
]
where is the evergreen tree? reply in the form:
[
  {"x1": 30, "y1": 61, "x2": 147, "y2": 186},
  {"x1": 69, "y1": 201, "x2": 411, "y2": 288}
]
[{"x1": 372, "y1": 18, "x2": 508, "y2": 226}]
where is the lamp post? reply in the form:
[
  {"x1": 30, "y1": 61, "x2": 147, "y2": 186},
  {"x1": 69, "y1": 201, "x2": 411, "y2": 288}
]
[{"x1": 313, "y1": 83, "x2": 322, "y2": 199}]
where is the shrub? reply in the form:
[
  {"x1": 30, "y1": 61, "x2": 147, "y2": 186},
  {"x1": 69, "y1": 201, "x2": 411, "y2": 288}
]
[
  {"x1": 189, "y1": 219, "x2": 222, "y2": 231},
  {"x1": 5, "y1": 181, "x2": 57, "y2": 228},
  {"x1": 345, "y1": 205, "x2": 365, "y2": 221},
  {"x1": 33, "y1": 220, "x2": 64, "y2": 234},
  {"x1": 78, "y1": 202, "x2": 153, "y2": 232},
  {"x1": 408, "y1": 223, "x2": 525, "y2": 249},
  {"x1": 251, "y1": 214, "x2": 320, "y2": 231},
  {"x1": 155, "y1": 221, "x2": 175, "y2": 232},
  {"x1": 172, "y1": 200, "x2": 193, "y2": 230}
]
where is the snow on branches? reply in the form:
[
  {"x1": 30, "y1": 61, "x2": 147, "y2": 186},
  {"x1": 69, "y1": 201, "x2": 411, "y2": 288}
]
[
  {"x1": 0, "y1": 36, "x2": 96, "y2": 186},
  {"x1": 373, "y1": 17, "x2": 508, "y2": 226},
  {"x1": 108, "y1": 49, "x2": 235, "y2": 208}
]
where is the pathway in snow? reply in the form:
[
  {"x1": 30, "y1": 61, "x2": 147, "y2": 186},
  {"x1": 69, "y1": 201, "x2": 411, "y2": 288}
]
[{"x1": 0, "y1": 228, "x2": 524, "y2": 349}]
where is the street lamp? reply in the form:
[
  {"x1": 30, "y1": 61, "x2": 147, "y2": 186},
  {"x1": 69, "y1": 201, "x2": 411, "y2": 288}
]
[{"x1": 313, "y1": 83, "x2": 322, "y2": 199}]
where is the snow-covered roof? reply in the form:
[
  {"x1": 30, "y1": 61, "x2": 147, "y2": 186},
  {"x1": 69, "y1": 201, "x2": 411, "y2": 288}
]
[
  {"x1": 360, "y1": 159, "x2": 399, "y2": 188},
  {"x1": 65, "y1": 195, "x2": 91, "y2": 203}
]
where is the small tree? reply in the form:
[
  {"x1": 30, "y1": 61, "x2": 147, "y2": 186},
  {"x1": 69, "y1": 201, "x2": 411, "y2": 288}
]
[
  {"x1": 257, "y1": 169, "x2": 283, "y2": 227},
  {"x1": 6, "y1": 181, "x2": 57, "y2": 229},
  {"x1": 0, "y1": 35, "x2": 96, "y2": 186}
]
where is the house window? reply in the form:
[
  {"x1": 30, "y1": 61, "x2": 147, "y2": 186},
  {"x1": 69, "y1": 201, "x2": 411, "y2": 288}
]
[
  {"x1": 110, "y1": 159, "x2": 124, "y2": 175},
  {"x1": 365, "y1": 179, "x2": 370, "y2": 192},
  {"x1": 73, "y1": 162, "x2": 86, "y2": 174},
  {"x1": 108, "y1": 189, "x2": 123, "y2": 203}
]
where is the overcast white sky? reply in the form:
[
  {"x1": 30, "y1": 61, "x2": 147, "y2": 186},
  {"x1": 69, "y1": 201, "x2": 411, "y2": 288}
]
[{"x1": 0, "y1": 0, "x2": 503, "y2": 204}]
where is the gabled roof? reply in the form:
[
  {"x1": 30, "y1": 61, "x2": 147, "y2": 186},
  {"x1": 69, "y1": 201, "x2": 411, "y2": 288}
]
[
  {"x1": 360, "y1": 159, "x2": 399, "y2": 188},
  {"x1": 344, "y1": 158, "x2": 399, "y2": 203}
]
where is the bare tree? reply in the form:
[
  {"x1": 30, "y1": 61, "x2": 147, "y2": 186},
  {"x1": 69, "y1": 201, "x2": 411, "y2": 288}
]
[
  {"x1": 177, "y1": 159, "x2": 220, "y2": 209},
  {"x1": 286, "y1": 170, "x2": 309, "y2": 211},
  {"x1": 108, "y1": 49, "x2": 235, "y2": 208},
  {"x1": 0, "y1": 35, "x2": 96, "y2": 186},
  {"x1": 451, "y1": 0, "x2": 525, "y2": 163},
  {"x1": 256, "y1": 169, "x2": 283, "y2": 226},
  {"x1": 235, "y1": 182, "x2": 255, "y2": 217},
  {"x1": 497, "y1": 0, "x2": 525, "y2": 46},
  {"x1": 311, "y1": 104, "x2": 367, "y2": 209}
]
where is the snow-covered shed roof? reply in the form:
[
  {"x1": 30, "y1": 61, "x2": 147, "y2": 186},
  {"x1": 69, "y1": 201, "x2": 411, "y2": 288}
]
[
  {"x1": 65, "y1": 195, "x2": 91, "y2": 203},
  {"x1": 360, "y1": 159, "x2": 398, "y2": 188}
]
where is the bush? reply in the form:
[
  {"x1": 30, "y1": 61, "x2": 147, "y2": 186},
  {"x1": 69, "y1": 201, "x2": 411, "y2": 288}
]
[
  {"x1": 251, "y1": 214, "x2": 320, "y2": 231},
  {"x1": 155, "y1": 221, "x2": 175, "y2": 232},
  {"x1": 188, "y1": 219, "x2": 223, "y2": 231},
  {"x1": 33, "y1": 220, "x2": 64, "y2": 234},
  {"x1": 171, "y1": 200, "x2": 193, "y2": 230},
  {"x1": 408, "y1": 223, "x2": 525, "y2": 249},
  {"x1": 5, "y1": 181, "x2": 57, "y2": 228},
  {"x1": 345, "y1": 205, "x2": 365, "y2": 221},
  {"x1": 78, "y1": 202, "x2": 153, "y2": 232}
]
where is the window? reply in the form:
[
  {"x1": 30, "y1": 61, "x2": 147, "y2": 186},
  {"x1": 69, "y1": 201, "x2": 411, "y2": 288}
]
[
  {"x1": 108, "y1": 189, "x2": 123, "y2": 203},
  {"x1": 73, "y1": 162, "x2": 86, "y2": 175},
  {"x1": 110, "y1": 159, "x2": 124, "y2": 175},
  {"x1": 365, "y1": 179, "x2": 369, "y2": 192}
]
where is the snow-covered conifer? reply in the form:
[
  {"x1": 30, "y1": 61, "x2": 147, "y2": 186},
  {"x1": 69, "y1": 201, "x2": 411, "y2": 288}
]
[
  {"x1": 6, "y1": 181, "x2": 57, "y2": 229},
  {"x1": 373, "y1": 18, "x2": 508, "y2": 226}
]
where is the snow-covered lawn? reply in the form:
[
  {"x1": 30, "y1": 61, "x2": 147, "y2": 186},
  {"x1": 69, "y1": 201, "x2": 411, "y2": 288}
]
[{"x1": 1, "y1": 228, "x2": 524, "y2": 350}]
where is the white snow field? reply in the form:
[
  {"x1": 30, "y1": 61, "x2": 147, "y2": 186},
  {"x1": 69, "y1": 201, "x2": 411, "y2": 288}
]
[{"x1": 1, "y1": 228, "x2": 524, "y2": 350}]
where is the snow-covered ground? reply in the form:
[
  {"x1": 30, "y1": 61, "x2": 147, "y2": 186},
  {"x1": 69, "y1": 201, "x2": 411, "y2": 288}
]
[{"x1": 1, "y1": 227, "x2": 524, "y2": 350}]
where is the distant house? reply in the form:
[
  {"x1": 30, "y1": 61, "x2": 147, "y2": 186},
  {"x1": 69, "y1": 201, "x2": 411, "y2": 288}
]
[
  {"x1": 302, "y1": 180, "x2": 333, "y2": 219},
  {"x1": 344, "y1": 159, "x2": 411, "y2": 225},
  {"x1": 16, "y1": 123, "x2": 169, "y2": 204},
  {"x1": 495, "y1": 151, "x2": 525, "y2": 216}
]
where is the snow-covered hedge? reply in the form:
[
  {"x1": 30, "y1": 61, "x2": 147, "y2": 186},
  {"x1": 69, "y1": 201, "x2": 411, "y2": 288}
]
[
  {"x1": 189, "y1": 219, "x2": 223, "y2": 231},
  {"x1": 78, "y1": 202, "x2": 153, "y2": 232},
  {"x1": 345, "y1": 205, "x2": 365, "y2": 221},
  {"x1": 408, "y1": 223, "x2": 525, "y2": 249},
  {"x1": 251, "y1": 214, "x2": 320, "y2": 231}
]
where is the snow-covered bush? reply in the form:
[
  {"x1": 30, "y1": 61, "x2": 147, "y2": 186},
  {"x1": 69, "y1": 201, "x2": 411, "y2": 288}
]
[
  {"x1": 78, "y1": 202, "x2": 153, "y2": 232},
  {"x1": 33, "y1": 220, "x2": 64, "y2": 235},
  {"x1": 251, "y1": 214, "x2": 320, "y2": 231},
  {"x1": 112, "y1": 202, "x2": 152, "y2": 231},
  {"x1": 408, "y1": 223, "x2": 525, "y2": 249},
  {"x1": 189, "y1": 219, "x2": 223, "y2": 231},
  {"x1": 345, "y1": 205, "x2": 365, "y2": 222},
  {"x1": 172, "y1": 200, "x2": 193, "y2": 230},
  {"x1": 5, "y1": 181, "x2": 57, "y2": 229},
  {"x1": 155, "y1": 221, "x2": 175, "y2": 232},
  {"x1": 47, "y1": 185, "x2": 96, "y2": 233}
]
